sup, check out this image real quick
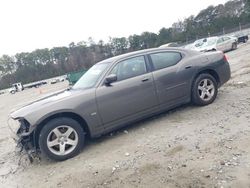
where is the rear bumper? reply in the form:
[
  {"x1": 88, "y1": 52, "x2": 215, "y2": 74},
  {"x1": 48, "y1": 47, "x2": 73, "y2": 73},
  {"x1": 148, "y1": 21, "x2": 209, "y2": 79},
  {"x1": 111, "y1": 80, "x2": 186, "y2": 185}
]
[{"x1": 217, "y1": 61, "x2": 231, "y2": 87}]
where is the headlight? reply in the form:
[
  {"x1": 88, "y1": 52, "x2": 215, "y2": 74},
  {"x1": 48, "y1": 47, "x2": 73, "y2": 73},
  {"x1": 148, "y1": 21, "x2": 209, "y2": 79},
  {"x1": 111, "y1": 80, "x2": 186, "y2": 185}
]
[
  {"x1": 8, "y1": 118, "x2": 21, "y2": 135},
  {"x1": 8, "y1": 118, "x2": 30, "y2": 136}
]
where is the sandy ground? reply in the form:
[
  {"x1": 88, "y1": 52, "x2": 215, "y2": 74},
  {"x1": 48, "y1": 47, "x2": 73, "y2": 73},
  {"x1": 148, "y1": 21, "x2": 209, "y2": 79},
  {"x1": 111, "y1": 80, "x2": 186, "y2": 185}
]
[{"x1": 0, "y1": 42, "x2": 250, "y2": 188}]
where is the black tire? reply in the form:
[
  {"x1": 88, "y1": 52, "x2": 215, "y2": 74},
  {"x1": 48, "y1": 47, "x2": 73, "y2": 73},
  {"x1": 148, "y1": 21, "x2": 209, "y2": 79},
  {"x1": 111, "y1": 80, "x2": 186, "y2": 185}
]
[
  {"x1": 39, "y1": 117, "x2": 85, "y2": 161},
  {"x1": 191, "y1": 73, "x2": 218, "y2": 106},
  {"x1": 232, "y1": 43, "x2": 237, "y2": 50}
]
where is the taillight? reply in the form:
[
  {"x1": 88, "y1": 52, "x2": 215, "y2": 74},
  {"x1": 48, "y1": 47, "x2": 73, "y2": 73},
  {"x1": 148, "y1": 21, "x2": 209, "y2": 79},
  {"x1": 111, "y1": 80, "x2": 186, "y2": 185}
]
[{"x1": 223, "y1": 54, "x2": 228, "y2": 62}]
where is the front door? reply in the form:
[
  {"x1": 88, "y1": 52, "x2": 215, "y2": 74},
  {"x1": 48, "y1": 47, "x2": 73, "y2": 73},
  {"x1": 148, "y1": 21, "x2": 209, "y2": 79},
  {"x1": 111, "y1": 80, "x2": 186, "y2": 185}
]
[{"x1": 96, "y1": 55, "x2": 158, "y2": 128}]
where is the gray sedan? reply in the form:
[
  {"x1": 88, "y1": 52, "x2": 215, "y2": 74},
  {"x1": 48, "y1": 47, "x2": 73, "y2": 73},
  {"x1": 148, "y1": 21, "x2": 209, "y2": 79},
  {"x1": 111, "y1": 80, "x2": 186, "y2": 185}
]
[{"x1": 9, "y1": 48, "x2": 231, "y2": 161}]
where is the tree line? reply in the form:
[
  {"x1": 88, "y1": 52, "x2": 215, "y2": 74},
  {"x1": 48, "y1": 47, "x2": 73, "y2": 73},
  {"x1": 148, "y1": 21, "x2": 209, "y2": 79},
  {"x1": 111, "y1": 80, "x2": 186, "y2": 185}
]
[{"x1": 0, "y1": 0, "x2": 249, "y2": 89}]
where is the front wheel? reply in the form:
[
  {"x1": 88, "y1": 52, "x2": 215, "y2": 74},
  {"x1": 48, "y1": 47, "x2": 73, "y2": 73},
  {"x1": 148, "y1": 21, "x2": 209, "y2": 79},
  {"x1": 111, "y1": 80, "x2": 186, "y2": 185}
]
[
  {"x1": 39, "y1": 117, "x2": 85, "y2": 161},
  {"x1": 192, "y1": 73, "x2": 218, "y2": 106}
]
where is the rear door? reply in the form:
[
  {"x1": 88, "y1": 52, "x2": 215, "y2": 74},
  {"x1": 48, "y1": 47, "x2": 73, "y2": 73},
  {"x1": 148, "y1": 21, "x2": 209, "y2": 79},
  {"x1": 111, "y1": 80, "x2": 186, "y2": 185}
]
[
  {"x1": 96, "y1": 55, "x2": 158, "y2": 128},
  {"x1": 148, "y1": 51, "x2": 193, "y2": 107},
  {"x1": 222, "y1": 36, "x2": 233, "y2": 51},
  {"x1": 216, "y1": 37, "x2": 226, "y2": 51}
]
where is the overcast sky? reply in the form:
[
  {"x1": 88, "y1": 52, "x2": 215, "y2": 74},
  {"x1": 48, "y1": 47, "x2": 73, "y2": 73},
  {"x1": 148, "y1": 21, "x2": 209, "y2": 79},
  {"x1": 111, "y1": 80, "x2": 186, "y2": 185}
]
[{"x1": 0, "y1": 0, "x2": 228, "y2": 56}]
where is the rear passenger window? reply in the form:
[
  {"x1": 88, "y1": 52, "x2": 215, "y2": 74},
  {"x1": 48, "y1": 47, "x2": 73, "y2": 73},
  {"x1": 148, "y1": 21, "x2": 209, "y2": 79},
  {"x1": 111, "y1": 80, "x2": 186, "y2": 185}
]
[{"x1": 150, "y1": 52, "x2": 182, "y2": 70}]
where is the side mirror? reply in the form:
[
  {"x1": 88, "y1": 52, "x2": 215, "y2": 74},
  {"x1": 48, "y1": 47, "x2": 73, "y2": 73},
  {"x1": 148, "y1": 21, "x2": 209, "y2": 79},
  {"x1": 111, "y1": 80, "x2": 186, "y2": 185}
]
[{"x1": 105, "y1": 74, "x2": 117, "y2": 85}]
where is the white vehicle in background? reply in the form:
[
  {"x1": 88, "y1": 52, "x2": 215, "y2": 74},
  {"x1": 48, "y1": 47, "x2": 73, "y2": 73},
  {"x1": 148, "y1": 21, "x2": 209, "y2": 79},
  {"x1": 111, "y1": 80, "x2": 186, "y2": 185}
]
[
  {"x1": 188, "y1": 36, "x2": 238, "y2": 52},
  {"x1": 9, "y1": 83, "x2": 24, "y2": 94},
  {"x1": 184, "y1": 43, "x2": 196, "y2": 50},
  {"x1": 59, "y1": 76, "x2": 65, "y2": 82},
  {"x1": 159, "y1": 42, "x2": 179, "y2": 48},
  {"x1": 50, "y1": 76, "x2": 65, "y2": 84}
]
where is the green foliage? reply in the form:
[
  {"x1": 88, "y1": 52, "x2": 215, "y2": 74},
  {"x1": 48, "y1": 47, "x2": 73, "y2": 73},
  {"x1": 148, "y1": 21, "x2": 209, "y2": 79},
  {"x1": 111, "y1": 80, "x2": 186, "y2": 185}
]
[
  {"x1": 110, "y1": 37, "x2": 129, "y2": 55},
  {"x1": 0, "y1": 55, "x2": 15, "y2": 74},
  {"x1": 245, "y1": 0, "x2": 250, "y2": 13},
  {"x1": 0, "y1": 0, "x2": 250, "y2": 90},
  {"x1": 128, "y1": 34, "x2": 143, "y2": 51}
]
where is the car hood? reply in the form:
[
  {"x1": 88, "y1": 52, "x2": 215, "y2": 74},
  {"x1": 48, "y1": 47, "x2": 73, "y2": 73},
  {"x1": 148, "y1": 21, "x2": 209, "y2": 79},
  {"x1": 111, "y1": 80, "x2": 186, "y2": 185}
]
[
  {"x1": 196, "y1": 44, "x2": 216, "y2": 52},
  {"x1": 10, "y1": 88, "x2": 81, "y2": 119}
]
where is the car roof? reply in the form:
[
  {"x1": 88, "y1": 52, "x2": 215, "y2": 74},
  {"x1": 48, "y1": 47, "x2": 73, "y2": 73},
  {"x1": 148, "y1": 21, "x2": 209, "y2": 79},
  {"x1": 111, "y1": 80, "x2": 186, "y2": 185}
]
[
  {"x1": 98, "y1": 47, "x2": 195, "y2": 64},
  {"x1": 195, "y1": 36, "x2": 218, "y2": 43}
]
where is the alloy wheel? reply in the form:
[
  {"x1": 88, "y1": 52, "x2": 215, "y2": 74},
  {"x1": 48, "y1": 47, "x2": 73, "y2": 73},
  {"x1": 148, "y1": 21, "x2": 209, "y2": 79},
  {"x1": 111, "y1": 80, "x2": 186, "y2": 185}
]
[
  {"x1": 46, "y1": 125, "x2": 79, "y2": 156},
  {"x1": 198, "y1": 78, "x2": 215, "y2": 101}
]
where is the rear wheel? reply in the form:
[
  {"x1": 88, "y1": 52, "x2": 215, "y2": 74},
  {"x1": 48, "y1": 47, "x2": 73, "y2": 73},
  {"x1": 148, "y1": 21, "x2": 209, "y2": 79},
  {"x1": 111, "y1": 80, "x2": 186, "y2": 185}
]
[
  {"x1": 192, "y1": 73, "x2": 218, "y2": 106},
  {"x1": 39, "y1": 117, "x2": 85, "y2": 161},
  {"x1": 232, "y1": 43, "x2": 237, "y2": 50}
]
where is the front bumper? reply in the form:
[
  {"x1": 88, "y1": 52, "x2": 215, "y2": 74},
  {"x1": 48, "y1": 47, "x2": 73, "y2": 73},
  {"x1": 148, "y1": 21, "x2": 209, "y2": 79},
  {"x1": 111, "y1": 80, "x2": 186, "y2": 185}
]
[{"x1": 8, "y1": 117, "x2": 37, "y2": 160}]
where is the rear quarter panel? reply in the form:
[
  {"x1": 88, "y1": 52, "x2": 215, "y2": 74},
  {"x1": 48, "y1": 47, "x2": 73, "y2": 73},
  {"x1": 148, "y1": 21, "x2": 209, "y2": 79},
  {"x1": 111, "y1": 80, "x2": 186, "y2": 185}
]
[
  {"x1": 190, "y1": 51, "x2": 230, "y2": 87},
  {"x1": 179, "y1": 52, "x2": 210, "y2": 90}
]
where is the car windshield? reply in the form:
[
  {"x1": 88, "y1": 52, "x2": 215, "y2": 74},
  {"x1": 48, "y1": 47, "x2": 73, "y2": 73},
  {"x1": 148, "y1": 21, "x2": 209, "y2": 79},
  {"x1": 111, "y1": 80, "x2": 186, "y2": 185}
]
[
  {"x1": 205, "y1": 38, "x2": 217, "y2": 46},
  {"x1": 194, "y1": 39, "x2": 205, "y2": 47},
  {"x1": 194, "y1": 37, "x2": 217, "y2": 48},
  {"x1": 73, "y1": 63, "x2": 110, "y2": 89}
]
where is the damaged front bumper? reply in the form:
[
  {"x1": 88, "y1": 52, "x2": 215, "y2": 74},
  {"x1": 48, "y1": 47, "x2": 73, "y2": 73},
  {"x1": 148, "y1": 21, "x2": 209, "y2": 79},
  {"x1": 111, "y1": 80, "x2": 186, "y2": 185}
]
[{"x1": 8, "y1": 117, "x2": 37, "y2": 161}]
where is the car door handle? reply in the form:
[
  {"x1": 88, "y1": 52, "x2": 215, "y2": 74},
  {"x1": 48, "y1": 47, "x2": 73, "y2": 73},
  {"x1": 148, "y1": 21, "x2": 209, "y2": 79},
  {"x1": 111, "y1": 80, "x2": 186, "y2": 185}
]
[
  {"x1": 185, "y1": 66, "x2": 192, "y2": 69},
  {"x1": 142, "y1": 78, "x2": 149, "y2": 82}
]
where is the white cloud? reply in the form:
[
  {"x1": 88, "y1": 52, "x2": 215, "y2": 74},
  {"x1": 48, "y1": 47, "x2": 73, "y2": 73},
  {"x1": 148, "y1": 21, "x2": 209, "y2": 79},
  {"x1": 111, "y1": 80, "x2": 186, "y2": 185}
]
[{"x1": 0, "y1": 0, "x2": 228, "y2": 55}]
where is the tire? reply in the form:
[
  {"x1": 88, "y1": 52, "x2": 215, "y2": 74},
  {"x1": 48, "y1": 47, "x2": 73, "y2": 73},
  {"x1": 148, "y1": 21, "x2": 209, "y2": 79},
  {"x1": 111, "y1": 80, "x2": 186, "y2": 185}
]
[
  {"x1": 232, "y1": 43, "x2": 237, "y2": 50},
  {"x1": 39, "y1": 117, "x2": 85, "y2": 161},
  {"x1": 10, "y1": 90, "x2": 15, "y2": 94},
  {"x1": 243, "y1": 38, "x2": 247, "y2": 43},
  {"x1": 192, "y1": 73, "x2": 218, "y2": 106}
]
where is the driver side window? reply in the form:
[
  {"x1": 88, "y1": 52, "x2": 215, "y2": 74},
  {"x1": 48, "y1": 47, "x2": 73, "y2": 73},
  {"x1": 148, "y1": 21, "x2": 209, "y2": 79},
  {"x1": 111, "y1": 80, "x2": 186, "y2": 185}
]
[{"x1": 110, "y1": 56, "x2": 147, "y2": 81}]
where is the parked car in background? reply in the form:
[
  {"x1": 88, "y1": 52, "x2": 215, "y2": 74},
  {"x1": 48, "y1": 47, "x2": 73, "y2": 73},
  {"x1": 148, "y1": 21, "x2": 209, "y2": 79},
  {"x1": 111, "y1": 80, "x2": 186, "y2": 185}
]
[
  {"x1": 59, "y1": 77, "x2": 65, "y2": 82},
  {"x1": 50, "y1": 77, "x2": 65, "y2": 84},
  {"x1": 233, "y1": 32, "x2": 248, "y2": 43},
  {"x1": 9, "y1": 47, "x2": 231, "y2": 161},
  {"x1": 187, "y1": 36, "x2": 238, "y2": 52},
  {"x1": 50, "y1": 79, "x2": 58, "y2": 84},
  {"x1": 159, "y1": 42, "x2": 180, "y2": 48}
]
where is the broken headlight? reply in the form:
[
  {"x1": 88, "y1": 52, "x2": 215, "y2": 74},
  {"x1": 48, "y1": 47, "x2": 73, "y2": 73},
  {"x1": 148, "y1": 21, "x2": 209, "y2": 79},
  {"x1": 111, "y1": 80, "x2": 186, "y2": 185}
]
[{"x1": 8, "y1": 118, "x2": 30, "y2": 136}]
